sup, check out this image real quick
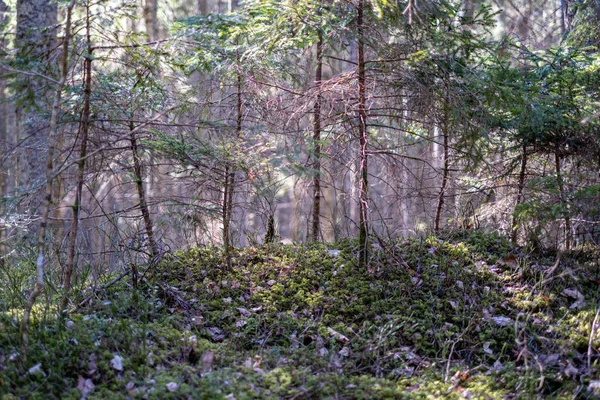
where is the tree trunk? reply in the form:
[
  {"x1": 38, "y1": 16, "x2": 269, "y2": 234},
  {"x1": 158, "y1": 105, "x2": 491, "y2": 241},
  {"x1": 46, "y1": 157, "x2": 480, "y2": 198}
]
[
  {"x1": 554, "y1": 151, "x2": 571, "y2": 250},
  {"x1": 15, "y1": 0, "x2": 58, "y2": 192},
  {"x1": 311, "y1": 30, "x2": 323, "y2": 242},
  {"x1": 21, "y1": 0, "x2": 75, "y2": 362},
  {"x1": 197, "y1": 0, "x2": 207, "y2": 15},
  {"x1": 223, "y1": 68, "x2": 242, "y2": 265},
  {"x1": 130, "y1": 121, "x2": 159, "y2": 260},
  {"x1": 357, "y1": 0, "x2": 369, "y2": 268},
  {"x1": 144, "y1": 0, "x2": 158, "y2": 41},
  {"x1": 511, "y1": 145, "x2": 527, "y2": 245},
  {"x1": 0, "y1": 0, "x2": 7, "y2": 257},
  {"x1": 62, "y1": 6, "x2": 93, "y2": 314},
  {"x1": 434, "y1": 120, "x2": 449, "y2": 233}
]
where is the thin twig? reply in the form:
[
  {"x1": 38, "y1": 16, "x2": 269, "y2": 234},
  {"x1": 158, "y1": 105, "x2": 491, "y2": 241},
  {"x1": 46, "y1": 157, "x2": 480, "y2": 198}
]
[{"x1": 588, "y1": 305, "x2": 600, "y2": 372}]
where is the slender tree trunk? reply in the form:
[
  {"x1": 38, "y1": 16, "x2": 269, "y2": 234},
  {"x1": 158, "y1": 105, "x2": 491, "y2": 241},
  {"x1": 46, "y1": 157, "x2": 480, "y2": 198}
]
[
  {"x1": 554, "y1": 151, "x2": 571, "y2": 250},
  {"x1": 0, "y1": 0, "x2": 7, "y2": 257},
  {"x1": 21, "y1": 0, "x2": 75, "y2": 362},
  {"x1": 223, "y1": 165, "x2": 231, "y2": 264},
  {"x1": 144, "y1": 0, "x2": 158, "y2": 41},
  {"x1": 197, "y1": 0, "x2": 207, "y2": 15},
  {"x1": 223, "y1": 68, "x2": 242, "y2": 265},
  {"x1": 357, "y1": 0, "x2": 369, "y2": 268},
  {"x1": 512, "y1": 145, "x2": 527, "y2": 244},
  {"x1": 311, "y1": 30, "x2": 323, "y2": 242},
  {"x1": 62, "y1": 6, "x2": 93, "y2": 313},
  {"x1": 130, "y1": 121, "x2": 159, "y2": 259},
  {"x1": 15, "y1": 0, "x2": 58, "y2": 192},
  {"x1": 434, "y1": 120, "x2": 449, "y2": 233}
]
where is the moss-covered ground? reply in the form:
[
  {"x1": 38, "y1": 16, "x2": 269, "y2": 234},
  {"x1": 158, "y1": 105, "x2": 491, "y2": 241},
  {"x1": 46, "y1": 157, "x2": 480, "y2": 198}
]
[{"x1": 1, "y1": 230, "x2": 600, "y2": 399}]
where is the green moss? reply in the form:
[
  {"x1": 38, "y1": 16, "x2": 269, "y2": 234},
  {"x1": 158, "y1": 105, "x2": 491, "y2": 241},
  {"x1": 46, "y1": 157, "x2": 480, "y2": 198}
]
[{"x1": 2, "y1": 231, "x2": 599, "y2": 399}]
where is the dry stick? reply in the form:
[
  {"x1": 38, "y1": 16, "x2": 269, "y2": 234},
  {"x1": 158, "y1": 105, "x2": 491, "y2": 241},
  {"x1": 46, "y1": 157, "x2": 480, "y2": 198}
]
[
  {"x1": 588, "y1": 305, "x2": 600, "y2": 373},
  {"x1": 75, "y1": 270, "x2": 131, "y2": 310},
  {"x1": 20, "y1": 0, "x2": 77, "y2": 363},
  {"x1": 62, "y1": 2, "x2": 93, "y2": 314}
]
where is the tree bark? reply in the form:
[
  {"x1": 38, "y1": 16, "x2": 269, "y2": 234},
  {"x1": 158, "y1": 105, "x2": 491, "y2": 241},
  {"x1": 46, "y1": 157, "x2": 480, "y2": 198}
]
[
  {"x1": 21, "y1": 0, "x2": 75, "y2": 362},
  {"x1": 144, "y1": 0, "x2": 158, "y2": 41},
  {"x1": 311, "y1": 29, "x2": 323, "y2": 242},
  {"x1": 357, "y1": 0, "x2": 369, "y2": 268},
  {"x1": 554, "y1": 151, "x2": 571, "y2": 250},
  {"x1": 434, "y1": 121, "x2": 449, "y2": 232},
  {"x1": 15, "y1": 0, "x2": 58, "y2": 191},
  {"x1": 62, "y1": 5, "x2": 93, "y2": 314},
  {"x1": 511, "y1": 145, "x2": 527, "y2": 245},
  {"x1": 197, "y1": 0, "x2": 207, "y2": 15},
  {"x1": 223, "y1": 67, "x2": 243, "y2": 265},
  {"x1": 130, "y1": 121, "x2": 159, "y2": 260},
  {"x1": 0, "y1": 0, "x2": 8, "y2": 257}
]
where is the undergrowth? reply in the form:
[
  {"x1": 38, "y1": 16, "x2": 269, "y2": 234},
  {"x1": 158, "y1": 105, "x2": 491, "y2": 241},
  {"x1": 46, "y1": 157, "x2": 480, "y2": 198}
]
[{"x1": 1, "y1": 230, "x2": 599, "y2": 399}]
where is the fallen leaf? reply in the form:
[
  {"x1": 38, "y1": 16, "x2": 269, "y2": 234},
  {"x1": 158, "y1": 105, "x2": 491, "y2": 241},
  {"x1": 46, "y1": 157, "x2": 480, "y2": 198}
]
[
  {"x1": 339, "y1": 347, "x2": 350, "y2": 357},
  {"x1": 206, "y1": 327, "x2": 226, "y2": 342},
  {"x1": 498, "y1": 254, "x2": 518, "y2": 268},
  {"x1": 235, "y1": 320, "x2": 247, "y2": 328},
  {"x1": 110, "y1": 355, "x2": 123, "y2": 371},
  {"x1": 327, "y1": 327, "x2": 350, "y2": 343},
  {"x1": 166, "y1": 382, "x2": 178, "y2": 392},
  {"x1": 328, "y1": 249, "x2": 340, "y2": 257},
  {"x1": 28, "y1": 363, "x2": 44, "y2": 376},
  {"x1": 483, "y1": 342, "x2": 493, "y2": 355},
  {"x1": 450, "y1": 369, "x2": 470, "y2": 386},
  {"x1": 237, "y1": 307, "x2": 250, "y2": 317},
  {"x1": 563, "y1": 361, "x2": 578, "y2": 378},
  {"x1": 412, "y1": 276, "x2": 423, "y2": 286},
  {"x1": 541, "y1": 353, "x2": 560, "y2": 366},
  {"x1": 77, "y1": 376, "x2": 95, "y2": 396},
  {"x1": 87, "y1": 354, "x2": 97, "y2": 375},
  {"x1": 588, "y1": 380, "x2": 600, "y2": 393},
  {"x1": 562, "y1": 288, "x2": 584, "y2": 300},
  {"x1": 488, "y1": 360, "x2": 503, "y2": 373},
  {"x1": 202, "y1": 351, "x2": 215, "y2": 374},
  {"x1": 491, "y1": 316, "x2": 512, "y2": 327}
]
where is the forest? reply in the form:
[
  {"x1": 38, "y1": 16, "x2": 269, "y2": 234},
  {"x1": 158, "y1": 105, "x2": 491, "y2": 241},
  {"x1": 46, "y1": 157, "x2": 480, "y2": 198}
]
[{"x1": 1, "y1": 0, "x2": 600, "y2": 398}]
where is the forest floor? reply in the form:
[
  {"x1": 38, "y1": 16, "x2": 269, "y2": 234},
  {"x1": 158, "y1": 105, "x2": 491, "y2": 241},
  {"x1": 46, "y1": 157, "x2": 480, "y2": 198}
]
[{"x1": 1, "y1": 230, "x2": 600, "y2": 399}]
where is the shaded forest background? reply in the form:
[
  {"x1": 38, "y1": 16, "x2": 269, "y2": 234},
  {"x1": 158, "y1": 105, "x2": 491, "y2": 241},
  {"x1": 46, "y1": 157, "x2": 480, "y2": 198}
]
[{"x1": 0, "y1": 0, "x2": 599, "y2": 289}]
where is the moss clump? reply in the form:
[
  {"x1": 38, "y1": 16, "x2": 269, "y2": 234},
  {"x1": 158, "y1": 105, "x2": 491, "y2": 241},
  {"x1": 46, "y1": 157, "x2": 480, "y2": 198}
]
[{"x1": 1, "y1": 230, "x2": 599, "y2": 398}]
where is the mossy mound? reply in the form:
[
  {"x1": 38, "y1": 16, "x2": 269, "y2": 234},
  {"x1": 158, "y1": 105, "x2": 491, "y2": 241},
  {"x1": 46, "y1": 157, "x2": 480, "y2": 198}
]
[{"x1": 1, "y1": 230, "x2": 599, "y2": 399}]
